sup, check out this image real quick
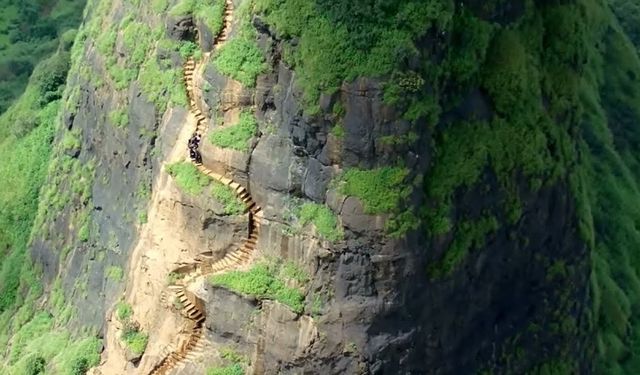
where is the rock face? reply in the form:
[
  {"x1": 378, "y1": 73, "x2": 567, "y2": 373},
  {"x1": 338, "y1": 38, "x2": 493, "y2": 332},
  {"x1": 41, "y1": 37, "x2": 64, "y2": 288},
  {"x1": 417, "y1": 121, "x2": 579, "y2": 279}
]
[
  {"x1": 193, "y1": 12, "x2": 590, "y2": 375},
  {"x1": 27, "y1": 0, "x2": 591, "y2": 373}
]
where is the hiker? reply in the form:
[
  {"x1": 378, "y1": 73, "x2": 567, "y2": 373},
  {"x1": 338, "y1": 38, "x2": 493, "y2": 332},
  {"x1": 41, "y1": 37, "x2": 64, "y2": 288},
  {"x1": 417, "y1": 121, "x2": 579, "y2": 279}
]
[
  {"x1": 194, "y1": 150, "x2": 202, "y2": 164},
  {"x1": 188, "y1": 133, "x2": 198, "y2": 150},
  {"x1": 189, "y1": 148, "x2": 197, "y2": 161}
]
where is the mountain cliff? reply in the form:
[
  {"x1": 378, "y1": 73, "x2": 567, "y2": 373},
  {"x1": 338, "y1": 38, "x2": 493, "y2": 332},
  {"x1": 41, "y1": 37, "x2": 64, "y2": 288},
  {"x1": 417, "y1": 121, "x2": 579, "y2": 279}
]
[{"x1": 0, "y1": 0, "x2": 639, "y2": 374}]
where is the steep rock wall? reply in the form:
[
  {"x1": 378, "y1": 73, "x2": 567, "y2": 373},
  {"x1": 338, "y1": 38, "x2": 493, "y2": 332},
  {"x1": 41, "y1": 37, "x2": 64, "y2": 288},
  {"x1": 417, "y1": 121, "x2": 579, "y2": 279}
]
[{"x1": 25, "y1": 0, "x2": 593, "y2": 373}]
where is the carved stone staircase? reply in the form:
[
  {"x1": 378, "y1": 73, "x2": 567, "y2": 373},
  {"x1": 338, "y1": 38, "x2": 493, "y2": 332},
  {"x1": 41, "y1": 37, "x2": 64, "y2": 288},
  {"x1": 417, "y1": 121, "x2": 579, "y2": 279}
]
[{"x1": 147, "y1": 0, "x2": 264, "y2": 372}]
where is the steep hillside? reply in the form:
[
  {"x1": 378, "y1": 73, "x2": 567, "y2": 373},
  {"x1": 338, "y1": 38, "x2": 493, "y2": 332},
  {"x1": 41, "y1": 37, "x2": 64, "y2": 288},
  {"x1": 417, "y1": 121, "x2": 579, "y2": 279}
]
[{"x1": 0, "y1": 0, "x2": 640, "y2": 374}]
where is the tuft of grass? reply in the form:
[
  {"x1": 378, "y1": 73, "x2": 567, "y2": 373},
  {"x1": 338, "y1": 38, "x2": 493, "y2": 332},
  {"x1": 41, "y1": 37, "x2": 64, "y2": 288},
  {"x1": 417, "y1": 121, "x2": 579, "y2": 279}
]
[
  {"x1": 167, "y1": 272, "x2": 184, "y2": 285},
  {"x1": 109, "y1": 108, "x2": 129, "y2": 128},
  {"x1": 220, "y1": 347, "x2": 248, "y2": 365},
  {"x1": 298, "y1": 203, "x2": 343, "y2": 242},
  {"x1": 106, "y1": 266, "x2": 124, "y2": 282},
  {"x1": 211, "y1": 181, "x2": 245, "y2": 215},
  {"x1": 330, "y1": 124, "x2": 345, "y2": 139},
  {"x1": 212, "y1": 35, "x2": 267, "y2": 87},
  {"x1": 121, "y1": 324, "x2": 148, "y2": 355},
  {"x1": 166, "y1": 162, "x2": 210, "y2": 196},
  {"x1": 210, "y1": 260, "x2": 305, "y2": 313},
  {"x1": 209, "y1": 111, "x2": 257, "y2": 151},
  {"x1": 340, "y1": 167, "x2": 410, "y2": 214},
  {"x1": 207, "y1": 364, "x2": 244, "y2": 375},
  {"x1": 116, "y1": 302, "x2": 133, "y2": 322}
]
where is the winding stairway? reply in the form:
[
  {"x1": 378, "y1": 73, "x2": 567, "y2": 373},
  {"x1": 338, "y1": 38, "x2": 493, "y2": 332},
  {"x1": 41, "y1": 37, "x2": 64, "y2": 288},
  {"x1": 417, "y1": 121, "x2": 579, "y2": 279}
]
[{"x1": 148, "y1": 1, "x2": 262, "y2": 373}]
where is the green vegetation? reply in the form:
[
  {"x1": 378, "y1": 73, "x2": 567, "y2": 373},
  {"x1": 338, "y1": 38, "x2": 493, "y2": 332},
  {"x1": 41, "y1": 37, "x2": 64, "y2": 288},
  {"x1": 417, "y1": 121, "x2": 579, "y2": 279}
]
[
  {"x1": 577, "y1": 6, "x2": 640, "y2": 371},
  {"x1": 207, "y1": 347, "x2": 247, "y2": 374},
  {"x1": 138, "y1": 51, "x2": 188, "y2": 112},
  {"x1": 330, "y1": 124, "x2": 345, "y2": 139},
  {"x1": 109, "y1": 108, "x2": 128, "y2": 128},
  {"x1": 254, "y1": 0, "x2": 450, "y2": 107},
  {"x1": 209, "y1": 110, "x2": 258, "y2": 151},
  {"x1": 220, "y1": 347, "x2": 248, "y2": 365},
  {"x1": 166, "y1": 162, "x2": 210, "y2": 195},
  {"x1": 0, "y1": 36, "x2": 73, "y2": 313},
  {"x1": 106, "y1": 266, "x2": 124, "y2": 282},
  {"x1": 211, "y1": 181, "x2": 245, "y2": 215},
  {"x1": 151, "y1": 0, "x2": 169, "y2": 12},
  {"x1": 427, "y1": 216, "x2": 499, "y2": 279},
  {"x1": 94, "y1": 12, "x2": 187, "y2": 111},
  {"x1": 167, "y1": 272, "x2": 184, "y2": 285},
  {"x1": 96, "y1": 18, "x2": 156, "y2": 91},
  {"x1": 121, "y1": 323, "x2": 148, "y2": 355},
  {"x1": 0, "y1": 0, "x2": 86, "y2": 113},
  {"x1": 210, "y1": 259, "x2": 307, "y2": 313},
  {"x1": 0, "y1": 312, "x2": 100, "y2": 374},
  {"x1": 212, "y1": 36, "x2": 267, "y2": 87},
  {"x1": 298, "y1": 203, "x2": 343, "y2": 242},
  {"x1": 340, "y1": 167, "x2": 410, "y2": 214},
  {"x1": 116, "y1": 302, "x2": 133, "y2": 321},
  {"x1": 207, "y1": 364, "x2": 244, "y2": 375},
  {"x1": 166, "y1": 162, "x2": 245, "y2": 214},
  {"x1": 114, "y1": 302, "x2": 147, "y2": 355},
  {"x1": 170, "y1": 0, "x2": 226, "y2": 38},
  {"x1": 211, "y1": 0, "x2": 266, "y2": 87}
]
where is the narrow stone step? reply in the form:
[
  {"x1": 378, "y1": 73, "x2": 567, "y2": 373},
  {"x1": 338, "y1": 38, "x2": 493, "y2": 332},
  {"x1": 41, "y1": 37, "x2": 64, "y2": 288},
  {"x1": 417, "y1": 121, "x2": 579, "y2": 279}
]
[{"x1": 227, "y1": 252, "x2": 241, "y2": 262}]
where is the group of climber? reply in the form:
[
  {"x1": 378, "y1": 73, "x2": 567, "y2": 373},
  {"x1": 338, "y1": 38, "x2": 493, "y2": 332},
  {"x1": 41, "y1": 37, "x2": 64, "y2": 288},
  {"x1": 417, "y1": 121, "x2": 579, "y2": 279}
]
[{"x1": 188, "y1": 132, "x2": 202, "y2": 164}]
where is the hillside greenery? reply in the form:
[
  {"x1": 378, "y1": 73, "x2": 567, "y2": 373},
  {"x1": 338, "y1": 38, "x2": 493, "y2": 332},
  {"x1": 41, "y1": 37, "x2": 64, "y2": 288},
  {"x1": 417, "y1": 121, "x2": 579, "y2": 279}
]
[
  {"x1": 209, "y1": 110, "x2": 258, "y2": 151},
  {"x1": 0, "y1": 1, "x2": 100, "y2": 371},
  {"x1": 0, "y1": 0, "x2": 86, "y2": 113},
  {"x1": 209, "y1": 258, "x2": 307, "y2": 313},
  {"x1": 166, "y1": 161, "x2": 245, "y2": 214}
]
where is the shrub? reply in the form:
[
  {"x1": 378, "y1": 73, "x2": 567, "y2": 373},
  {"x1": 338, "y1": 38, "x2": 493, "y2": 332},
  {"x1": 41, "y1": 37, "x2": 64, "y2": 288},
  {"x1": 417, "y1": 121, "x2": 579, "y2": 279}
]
[
  {"x1": 116, "y1": 302, "x2": 133, "y2": 321},
  {"x1": 139, "y1": 55, "x2": 187, "y2": 112},
  {"x1": 298, "y1": 203, "x2": 343, "y2": 242},
  {"x1": 211, "y1": 181, "x2": 245, "y2": 215},
  {"x1": 213, "y1": 36, "x2": 267, "y2": 87},
  {"x1": 340, "y1": 167, "x2": 410, "y2": 214},
  {"x1": 166, "y1": 162, "x2": 210, "y2": 195},
  {"x1": 109, "y1": 108, "x2": 128, "y2": 128},
  {"x1": 220, "y1": 347, "x2": 247, "y2": 363},
  {"x1": 209, "y1": 111, "x2": 257, "y2": 151},
  {"x1": 106, "y1": 266, "x2": 124, "y2": 282},
  {"x1": 25, "y1": 354, "x2": 45, "y2": 375},
  {"x1": 210, "y1": 261, "x2": 305, "y2": 313},
  {"x1": 121, "y1": 324, "x2": 148, "y2": 355}
]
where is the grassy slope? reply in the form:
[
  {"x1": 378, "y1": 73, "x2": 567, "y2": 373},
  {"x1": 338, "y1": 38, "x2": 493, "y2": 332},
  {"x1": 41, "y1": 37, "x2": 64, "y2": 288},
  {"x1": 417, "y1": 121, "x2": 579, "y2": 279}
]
[{"x1": 0, "y1": 0, "x2": 86, "y2": 113}]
